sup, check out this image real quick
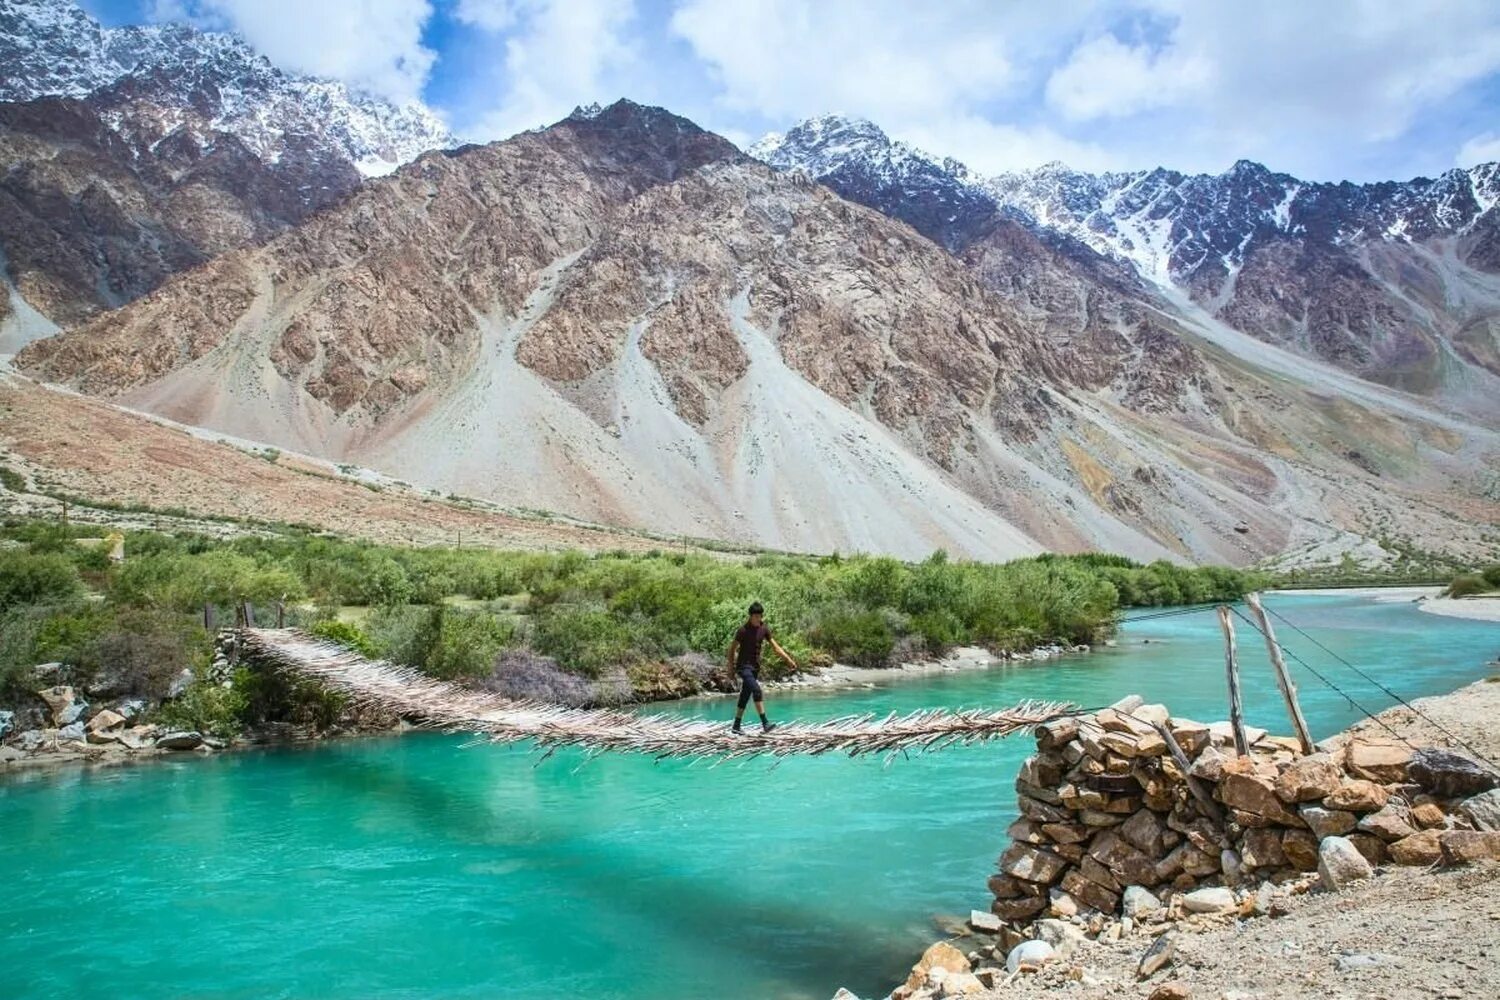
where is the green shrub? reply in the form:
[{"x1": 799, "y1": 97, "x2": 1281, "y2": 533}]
[
  {"x1": 1447, "y1": 574, "x2": 1488, "y2": 598},
  {"x1": 308, "y1": 619, "x2": 381, "y2": 659},
  {"x1": 234, "y1": 667, "x2": 346, "y2": 731},
  {"x1": 424, "y1": 609, "x2": 515, "y2": 680},
  {"x1": 809, "y1": 607, "x2": 895, "y2": 669},
  {"x1": 0, "y1": 465, "x2": 24, "y2": 493},
  {"x1": 157, "y1": 670, "x2": 246, "y2": 739},
  {"x1": 532, "y1": 606, "x2": 636, "y2": 677},
  {"x1": 1481, "y1": 565, "x2": 1500, "y2": 589},
  {"x1": 0, "y1": 552, "x2": 84, "y2": 612}
]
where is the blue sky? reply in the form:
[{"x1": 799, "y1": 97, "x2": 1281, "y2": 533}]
[{"x1": 83, "y1": 0, "x2": 1500, "y2": 182}]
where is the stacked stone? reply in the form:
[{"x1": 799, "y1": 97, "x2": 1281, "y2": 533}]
[{"x1": 987, "y1": 695, "x2": 1500, "y2": 927}]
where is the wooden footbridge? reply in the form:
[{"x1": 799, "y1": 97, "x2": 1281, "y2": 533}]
[{"x1": 238, "y1": 629, "x2": 1071, "y2": 761}]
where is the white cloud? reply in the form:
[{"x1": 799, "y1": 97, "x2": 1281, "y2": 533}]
[
  {"x1": 1046, "y1": 2, "x2": 1500, "y2": 144},
  {"x1": 1458, "y1": 132, "x2": 1500, "y2": 167},
  {"x1": 670, "y1": 0, "x2": 1018, "y2": 124},
  {"x1": 1044, "y1": 33, "x2": 1209, "y2": 122},
  {"x1": 453, "y1": 0, "x2": 520, "y2": 33},
  {"x1": 464, "y1": 0, "x2": 641, "y2": 140},
  {"x1": 896, "y1": 117, "x2": 1117, "y2": 176},
  {"x1": 158, "y1": 0, "x2": 438, "y2": 104}
]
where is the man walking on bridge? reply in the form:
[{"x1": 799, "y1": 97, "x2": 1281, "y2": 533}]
[{"x1": 728, "y1": 601, "x2": 797, "y2": 734}]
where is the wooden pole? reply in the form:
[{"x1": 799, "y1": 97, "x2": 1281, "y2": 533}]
[
  {"x1": 276, "y1": 600, "x2": 286, "y2": 629},
  {"x1": 1245, "y1": 592, "x2": 1315, "y2": 755},
  {"x1": 1153, "y1": 721, "x2": 1224, "y2": 823},
  {"x1": 1217, "y1": 605, "x2": 1249, "y2": 756}
]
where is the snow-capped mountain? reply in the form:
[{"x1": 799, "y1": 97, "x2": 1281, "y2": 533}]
[
  {"x1": 749, "y1": 115, "x2": 996, "y2": 251},
  {"x1": 750, "y1": 116, "x2": 1500, "y2": 406},
  {"x1": 0, "y1": 0, "x2": 460, "y2": 333},
  {"x1": 0, "y1": 0, "x2": 453, "y2": 176}
]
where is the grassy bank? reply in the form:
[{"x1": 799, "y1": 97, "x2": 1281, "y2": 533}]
[{"x1": 0, "y1": 519, "x2": 1266, "y2": 734}]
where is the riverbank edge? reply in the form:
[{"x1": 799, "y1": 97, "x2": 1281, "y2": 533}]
[
  {"x1": 0, "y1": 639, "x2": 1092, "y2": 778},
  {"x1": 872, "y1": 670, "x2": 1500, "y2": 1000}
]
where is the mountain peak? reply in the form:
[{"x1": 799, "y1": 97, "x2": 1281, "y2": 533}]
[{"x1": 0, "y1": 0, "x2": 454, "y2": 176}]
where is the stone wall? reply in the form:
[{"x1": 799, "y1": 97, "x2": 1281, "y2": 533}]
[{"x1": 988, "y1": 695, "x2": 1500, "y2": 927}]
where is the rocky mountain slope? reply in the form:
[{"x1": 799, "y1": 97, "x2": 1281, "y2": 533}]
[
  {"x1": 18, "y1": 101, "x2": 1499, "y2": 565},
  {"x1": 0, "y1": 0, "x2": 453, "y2": 339},
  {"x1": 752, "y1": 117, "x2": 1500, "y2": 414}
]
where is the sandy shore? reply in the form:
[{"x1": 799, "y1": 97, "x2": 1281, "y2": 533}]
[
  {"x1": 1418, "y1": 595, "x2": 1500, "y2": 623},
  {"x1": 1267, "y1": 585, "x2": 1441, "y2": 601}
]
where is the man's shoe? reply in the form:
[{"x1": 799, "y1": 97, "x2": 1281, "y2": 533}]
[
  {"x1": 731, "y1": 723, "x2": 743, "y2": 735},
  {"x1": 761, "y1": 721, "x2": 777, "y2": 734}
]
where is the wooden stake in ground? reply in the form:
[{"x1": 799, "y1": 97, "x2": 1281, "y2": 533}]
[
  {"x1": 1244, "y1": 592, "x2": 1315, "y2": 754},
  {"x1": 1217, "y1": 605, "x2": 1249, "y2": 755}
]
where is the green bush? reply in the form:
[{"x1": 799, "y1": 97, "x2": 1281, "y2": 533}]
[
  {"x1": 809, "y1": 607, "x2": 895, "y2": 669},
  {"x1": 0, "y1": 552, "x2": 84, "y2": 612},
  {"x1": 308, "y1": 619, "x2": 381, "y2": 659},
  {"x1": 1481, "y1": 565, "x2": 1500, "y2": 589},
  {"x1": 532, "y1": 606, "x2": 636, "y2": 677},
  {"x1": 424, "y1": 609, "x2": 515, "y2": 680},
  {"x1": 0, "y1": 465, "x2": 25, "y2": 493},
  {"x1": 1447, "y1": 574, "x2": 1488, "y2": 598},
  {"x1": 157, "y1": 670, "x2": 246, "y2": 739}
]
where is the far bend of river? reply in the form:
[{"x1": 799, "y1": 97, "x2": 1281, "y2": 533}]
[{"x1": 3, "y1": 592, "x2": 1497, "y2": 999}]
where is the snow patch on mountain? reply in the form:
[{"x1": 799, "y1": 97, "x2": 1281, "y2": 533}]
[{"x1": 0, "y1": 0, "x2": 453, "y2": 176}]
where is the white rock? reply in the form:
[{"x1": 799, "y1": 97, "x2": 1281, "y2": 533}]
[
  {"x1": 1005, "y1": 940, "x2": 1056, "y2": 974},
  {"x1": 1317, "y1": 835, "x2": 1373, "y2": 890},
  {"x1": 830, "y1": 989, "x2": 860, "y2": 1000},
  {"x1": 1181, "y1": 886, "x2": 1236, "y2": 914},
  {"x1": 1459, "y1": 789, "x2": 1500, "y2": 831},
  {"x1": 1132, "y1": 703, "x2": 1170, "y2": 727},
  {"x1": 1220, "y1": 848, "x2": 1243, "y2": 882},
  {"x1": 1121, "y1": 885, "x2": 1161, "y2": 918}
]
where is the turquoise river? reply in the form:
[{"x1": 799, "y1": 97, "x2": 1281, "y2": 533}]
[{"x1": 3, "y1": 592, "x2": 1497, "y2": 999}]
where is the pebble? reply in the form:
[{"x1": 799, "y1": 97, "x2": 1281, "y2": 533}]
[
  {"x1": 1335, "y1": 952, "x2": 1399, "y2": 971},
  {"x1": 1138, "y1": 932, "x2": 1177, "y2": 979},
  {"x1": 1149, "y1": 981, "x2": 1190, "y2": 1000},
  {"x1": 1182, "y1": 886, "x2": 1236, "y2": 914}
]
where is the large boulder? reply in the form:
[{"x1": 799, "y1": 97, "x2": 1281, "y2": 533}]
[
  {"x1": 1458, "y1": 789, "x2": 1500, "y2": 831},
  {"x1": 1344, "y1": 740, "x2": 1413, "y2": 783},
  {"x1": 1317, "y1": 836, "x2": 1373, "y2": 889},
  {"x1": 57, "y1": 721, "x2": 86, "y2": 743},
  {"x1": 1324, "y1": 780, "x2": 1389, "y2": 812},
  {"x1": 155, "y1": 731, "x2": 204, "y2": 751},
  {"x1": 1407, "y1": 749, "x2": 1499, "y2": 799},
  {"x1": 1438, "y1": 830, "x2": 1500, "y2": 865},
  {"x1": 36, "y1": 686, "x2": 80, "y2": 726},
  {"x1": 1274, "y1": 754, "x2": 1343, "y2": 803},
  {"x1": 1005, "y1": 940, "x2": 1055, "y2": 974},
  {"x1": 0, "y1": 709, "x2": 13, "y2": 740},
  {"x1": 1088, "y1": 831, "x2": 1162, "y2": 886},
  {"x1": 114, "y1": 698, "x2": 147, "y2": 722},
  {"x1": 1299, "y1": 805, "x2": 1357, "y2": 839},
  {"x1": 905, "y1": 941, "x2": 969, "y2": 992},
  {"x1": 1119, "y1": 808, "x2": 1167, "y2": 856},
  {"x1": 1388, "y1": 830, "x2": 1443, "y2": 866},
  {"x1": 1219, "y1": 772, "x2": 1303, "y2": 826},
  {"x1": 86, "y1": 709, "x2": 126, "y2": 734},
  {"x1": 1357, "y1": 802, "x2": 1417, "y2": 842}
]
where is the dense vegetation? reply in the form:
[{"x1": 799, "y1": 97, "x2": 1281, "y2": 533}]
[
  {"x1": 1444, "y1": 564, "x2": 1500, "y2": 598},
  {"x1": 0, "y1": 519, "x2": 1265, "y2": 735}
]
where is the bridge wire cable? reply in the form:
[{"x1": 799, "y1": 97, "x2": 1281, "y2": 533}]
[
  {"x1": 1229, "y1": 606, "x2": 1499, "y2": 774},
  {"x1": 1259, "y1": 603, "x2": 1500, "y2": 773}
]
